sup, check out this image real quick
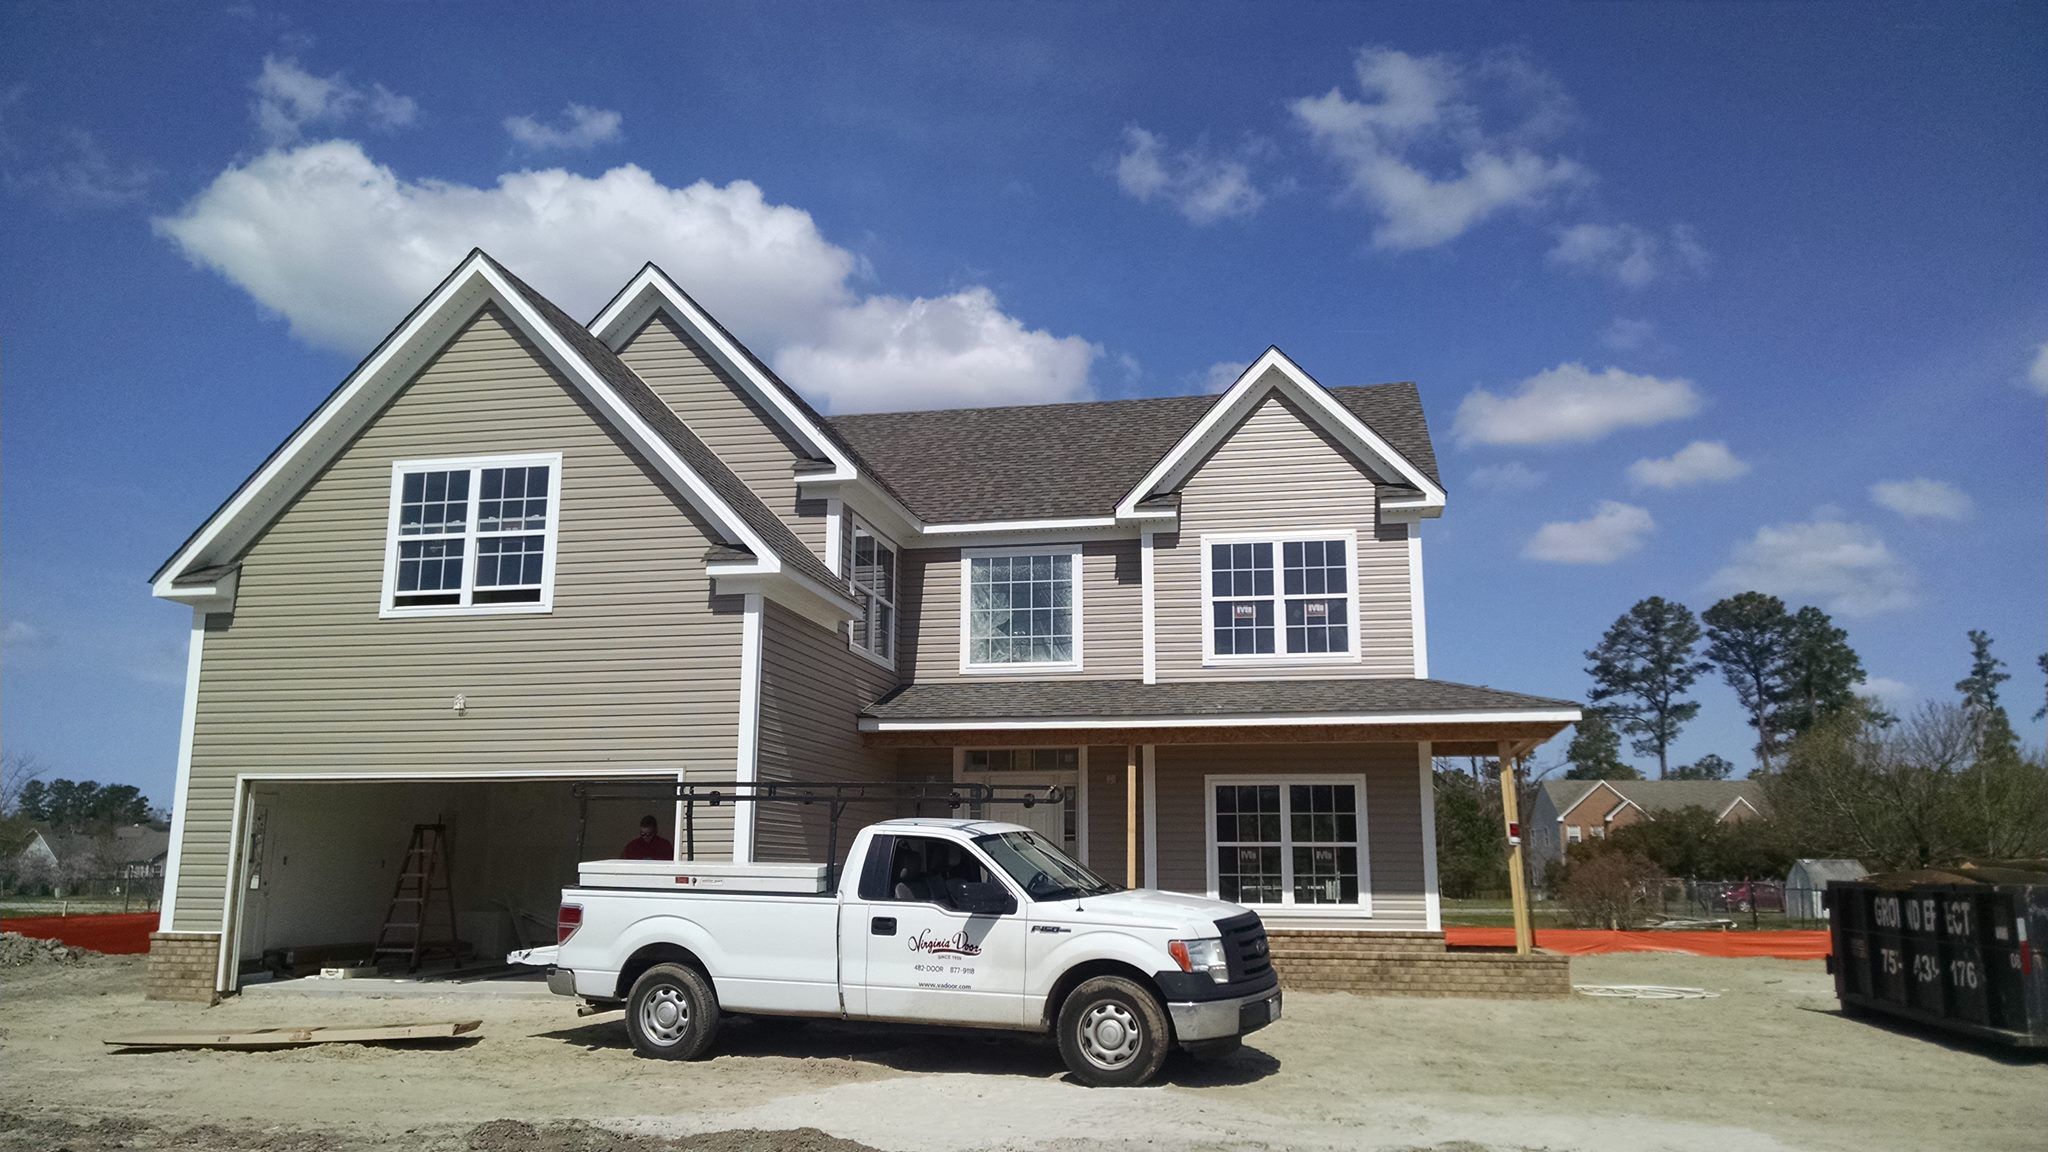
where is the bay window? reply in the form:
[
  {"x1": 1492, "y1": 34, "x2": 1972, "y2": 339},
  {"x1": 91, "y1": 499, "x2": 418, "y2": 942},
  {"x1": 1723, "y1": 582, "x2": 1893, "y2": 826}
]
[{"x1": 848, "y1": 518, "x2": 897, "y2": 665}]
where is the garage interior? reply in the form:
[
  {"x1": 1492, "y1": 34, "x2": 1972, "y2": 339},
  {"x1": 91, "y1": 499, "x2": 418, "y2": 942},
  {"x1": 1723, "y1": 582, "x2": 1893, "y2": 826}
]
[{"x1": 232, "y1": 778, "x2": 661, "y2": 986}]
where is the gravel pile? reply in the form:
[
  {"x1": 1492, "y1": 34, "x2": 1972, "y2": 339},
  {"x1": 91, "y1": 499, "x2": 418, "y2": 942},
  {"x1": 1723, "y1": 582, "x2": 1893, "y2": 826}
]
[{"x1": 0, "y1": 930, "x2": 101, "y2": 968}]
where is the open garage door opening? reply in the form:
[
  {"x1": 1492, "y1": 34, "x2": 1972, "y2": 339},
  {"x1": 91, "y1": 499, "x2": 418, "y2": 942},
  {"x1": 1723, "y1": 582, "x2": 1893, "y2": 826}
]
[{"x1": 225, "y1": 776, "x2": 687, "y2": 989}]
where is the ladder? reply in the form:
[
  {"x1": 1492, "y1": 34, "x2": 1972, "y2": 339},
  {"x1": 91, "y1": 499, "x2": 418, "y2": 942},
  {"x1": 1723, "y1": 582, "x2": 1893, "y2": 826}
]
[{"x1": 371, "y1": 824, "x2": 461, "y2": 972}]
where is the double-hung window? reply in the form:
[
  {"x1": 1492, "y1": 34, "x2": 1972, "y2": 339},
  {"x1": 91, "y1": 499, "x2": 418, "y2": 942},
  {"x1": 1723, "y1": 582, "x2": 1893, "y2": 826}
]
[
  {"x1": 1207, "y1": 776, "x2": 1369, "y2": 911},
  {"x1": 848, "y1": 518, "x2": 897, "y2": 665},
  {"x1": 382, "y1": 453, "x2": 561, "y2": 615},
  {"x1": 1202, "y1": 531, "x2": 1358, "y2": 662},
  {"x1": 961, "y1": 545, "x2": 1082, "y2": 671}
]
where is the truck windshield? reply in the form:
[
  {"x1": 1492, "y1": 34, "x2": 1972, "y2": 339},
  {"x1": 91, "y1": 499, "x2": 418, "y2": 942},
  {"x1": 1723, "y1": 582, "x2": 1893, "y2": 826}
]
[{"x1": 974, "y1": 831, "x2": 1118, "y2": 901}]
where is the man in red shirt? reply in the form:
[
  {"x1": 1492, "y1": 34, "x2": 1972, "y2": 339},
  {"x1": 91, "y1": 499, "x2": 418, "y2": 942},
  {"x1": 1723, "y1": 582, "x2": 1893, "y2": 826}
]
[{"x1": 620, "y1": 815, "x2": 674, "y2": 860}]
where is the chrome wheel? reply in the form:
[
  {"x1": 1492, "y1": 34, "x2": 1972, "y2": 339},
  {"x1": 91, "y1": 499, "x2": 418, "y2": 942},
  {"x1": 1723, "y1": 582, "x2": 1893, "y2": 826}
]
[
  {"x1": 1077, "y1": 1001, "x2": 1142, "y2": 1071},
  {"x1": 639, "y1": 984, "x2": 690, "y2": 1047}
]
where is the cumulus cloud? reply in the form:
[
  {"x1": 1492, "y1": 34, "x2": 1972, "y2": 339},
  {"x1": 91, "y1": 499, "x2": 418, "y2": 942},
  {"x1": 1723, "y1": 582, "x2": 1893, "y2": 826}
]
[
  {"x1": 1628, "y1": 440, "x2": 1749, "y2": 489},
  {"x1": 2028, "y1": 341, "x2": 2048, "y2": 396},
  {"x1": 1290, "y1": 45, "x2": 1589, "y2": 249},
  {"x1": 505, "y1": 103, "x2": 623, "y2": 151},
  {"x1": 1195, "y1": 360, "x2": 1246, "y2": 393},
  {"x1": 1869, "y1": 477, "x2": 1973, "y2": 521},
  {"x1": 1710, "y1": 517, "x2": 1915, "y2": 616},
  {"x1": 1453, "y1": 362, "x2": 1700, "y2": 446},
  {"x1": 1114, "y1": 126, "x2": 1265, "y2": 225},
  {"x1": 1548, "y1": 222, "x2": 1709, "y2": 288},
  {"x1": 1862, "y1": 677, "x2": 1916, "y2": 708},
  {"x1": 253, "y1": 55, "x2": 415, "y2": 145},
  {"x1": 153, "y1": 139, "x2": 1096, "y2": 410},
  {"x1": 1524, "y1": 501, "x2": 1653, "y2": 564},
  {"x1": 1468, "y1": 461, "x2": 1545, "y2": 492},
  {"x1": 1602, "y1": 317, "x2": 1656, "y2": 351}
]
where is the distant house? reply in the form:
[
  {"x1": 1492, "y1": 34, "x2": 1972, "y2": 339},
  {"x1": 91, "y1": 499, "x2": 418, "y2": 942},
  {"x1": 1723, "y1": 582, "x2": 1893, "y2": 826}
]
[
  {"x1": 9, "y1": 824, "x2": 170, "y2": 895},
  {"x1": 1527, "y1": 779, "x2": 1765, "y2": 887}
]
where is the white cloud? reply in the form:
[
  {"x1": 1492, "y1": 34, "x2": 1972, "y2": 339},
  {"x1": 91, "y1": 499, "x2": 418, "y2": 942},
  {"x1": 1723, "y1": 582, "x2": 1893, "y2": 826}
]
[
  {"x1": 1453, "y1": 362, "x2": 1701, "y2": 446},
  {"x1": 1628, "y1": 440, "x2": 1749, "y2": 489},
  {"x1": 253, "y1": 56, "x2": 415, "y2": 145},
  {"x1": 505, "y1": 104, "x2": 624, "y2": 152},
  {"x1": 1, "y1": 620, "x2": 50, "y2": 651},
  {"x1": 1870, "y1": 477, "x2": 1973, "y2": 521},
  {"x1": 2027, "y1": 341, "x2": 2048, "y2": 396},
  {"x1": 1114, "y1": 126, "x2": 1264, "y2": 225},
  {"x1": 1602, "y1": 317, "x2": 1656, "y2": 351},
  {"x1": 1710, "y1": 517, "x2": 1915, "y2": 616},
  {"x1": 1468, "y1": 461, "x2": 1545, "y2": 492},
  {"x1": 1524, "y1": 501, "x2": 1654, "y2": 564},
  {"x1": 1863, "y1": 677, "x2": 1917, "y2": 708},
  {"x1": 1548, "y1": 222, "x2": 1709, "y2": 288},
  {"x1": 1290, "y1": 46, "x2": 1589, "y2": 250},
  {"x1": 5, "y1": 126, "x2": 151, "y2": 208},
  {"x1": 154, "y1": 139, "x2": 1097, "y2": 411},
  {"x1": 1197, "y1": 360, "x2": 1245, "y2": 393}
]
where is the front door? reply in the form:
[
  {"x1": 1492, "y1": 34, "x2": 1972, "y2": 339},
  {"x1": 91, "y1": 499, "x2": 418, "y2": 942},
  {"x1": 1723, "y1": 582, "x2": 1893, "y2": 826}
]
[
  {"x1": 959, "y1": 748, "x2": 1079, "y2": 855},
  {"x1": 859, "y1": 833, "x2": 1029, "y2": 1026}
]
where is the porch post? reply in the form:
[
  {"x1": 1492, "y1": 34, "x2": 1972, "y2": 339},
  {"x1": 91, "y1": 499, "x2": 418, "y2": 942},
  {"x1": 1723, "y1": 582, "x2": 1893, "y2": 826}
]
[
  {"x1": 1125, "y1": 744, "x2": 1139, "y2": 888},
  {"x1": 1498, "y1": 741, "x2": 1533, "y2": 955}
]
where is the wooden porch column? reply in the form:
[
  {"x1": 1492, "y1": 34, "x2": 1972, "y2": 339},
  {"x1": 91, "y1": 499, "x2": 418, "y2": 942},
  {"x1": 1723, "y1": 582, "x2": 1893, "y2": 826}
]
[
  {"x1": 1125, "y1": 744, "x2": 1139, "y2": 888},
  {"x1": 1498, "y1": 741, "x2": 1533, "y2": 955}
]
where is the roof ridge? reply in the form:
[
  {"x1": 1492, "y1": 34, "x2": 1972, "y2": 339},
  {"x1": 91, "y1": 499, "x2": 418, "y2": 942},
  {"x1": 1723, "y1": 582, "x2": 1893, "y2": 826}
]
[{"x1": 824, "y1": 379, "x2": 1420, "y2": 424}]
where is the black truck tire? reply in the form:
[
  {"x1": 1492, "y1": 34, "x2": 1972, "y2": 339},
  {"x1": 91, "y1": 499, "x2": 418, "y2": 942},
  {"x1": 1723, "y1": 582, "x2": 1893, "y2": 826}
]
[
  {"x1": 1057, "y1": 975, "x2": 1171, "y2": 1087},
  {"x1": 625, "y1": 962, "x2": 721, "y2": 1060}
]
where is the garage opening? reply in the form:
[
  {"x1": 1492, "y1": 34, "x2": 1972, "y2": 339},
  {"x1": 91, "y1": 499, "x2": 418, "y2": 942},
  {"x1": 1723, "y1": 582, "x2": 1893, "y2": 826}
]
[{"x1": 229, "y1": 776, "x2": 677, "y2": 988}]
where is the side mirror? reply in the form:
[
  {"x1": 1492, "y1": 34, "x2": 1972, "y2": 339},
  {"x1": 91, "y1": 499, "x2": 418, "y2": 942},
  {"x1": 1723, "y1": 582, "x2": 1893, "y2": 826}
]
[{"x1": 949, "y1": 880, "x2": 1016, "y2": 916}]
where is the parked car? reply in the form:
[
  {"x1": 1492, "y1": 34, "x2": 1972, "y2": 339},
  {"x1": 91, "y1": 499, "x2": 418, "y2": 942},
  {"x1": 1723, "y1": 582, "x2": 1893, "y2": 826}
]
[{"x1": 522, "y1": 817, "x2": 1281, "y2": 1086}]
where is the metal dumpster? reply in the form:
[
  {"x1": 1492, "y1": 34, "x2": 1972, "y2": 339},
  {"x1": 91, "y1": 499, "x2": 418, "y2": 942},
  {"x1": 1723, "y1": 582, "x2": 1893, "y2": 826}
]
[{"x1": 1826, "y1": 875, "x2": 2048, "y2": 1047}]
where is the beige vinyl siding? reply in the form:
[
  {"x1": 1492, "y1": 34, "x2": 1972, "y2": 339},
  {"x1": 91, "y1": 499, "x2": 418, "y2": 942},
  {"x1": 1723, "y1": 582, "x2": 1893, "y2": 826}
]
[
  {"x1": 1084, "y1": 745, "x2": 1144, "y2": 880},
  {"x1": 754, "y1": 600, "x2": 901, "y2": 864},
  {"x1": 617, "y1": 313, "x2": 829, "y2": 561},
  {"x1": 1154, "y1": 394, "x2": 1414, "y2": 680},
  {"x1": 170, "y1": 307, "x2": 745, "y2": 931},
  {"x1": 1150, "y1": 743, "x2": 1427, "y2": 931},
  {"x1": 896, "y1": 540, "x2": 1142, "y2": 682}
]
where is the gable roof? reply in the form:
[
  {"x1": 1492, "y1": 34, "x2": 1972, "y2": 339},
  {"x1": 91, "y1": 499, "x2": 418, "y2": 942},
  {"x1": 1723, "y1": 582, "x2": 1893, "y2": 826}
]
[
  {"x1": 1541, "y1": 778, "x2": 1765, "y2": 822},
  {"x1": 152, "y1": 251, "x2": 846, "y2": 604},
  {"x1": 827, "y1": 379, "x2": 1438, "y2": 524}
]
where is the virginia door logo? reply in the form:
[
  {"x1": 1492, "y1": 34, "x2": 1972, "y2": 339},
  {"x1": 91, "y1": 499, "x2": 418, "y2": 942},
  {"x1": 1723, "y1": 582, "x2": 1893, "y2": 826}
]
[{"x1": 907, "y1": 929, "x2": 983, "y2": 957}]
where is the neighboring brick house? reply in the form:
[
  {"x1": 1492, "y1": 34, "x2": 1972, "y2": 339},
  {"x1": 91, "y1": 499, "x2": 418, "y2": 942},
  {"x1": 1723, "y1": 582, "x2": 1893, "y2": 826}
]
[
  {"x1": 146, "y1": 251, "x2": 1580, "y2": 1000},
  {"x1": 1527, "y1": 779, "x2": 1765, "y2": 886}
]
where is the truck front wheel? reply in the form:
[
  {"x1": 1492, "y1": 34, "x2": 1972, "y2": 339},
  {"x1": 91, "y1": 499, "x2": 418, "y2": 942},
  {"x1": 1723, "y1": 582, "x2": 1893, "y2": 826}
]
[
  {"x1": 625, "y1": 963, "x2": 721, "y2": 1060},
  {"x1": 1056, "y1": 975, "x2": 1170, "y2": 1087}
]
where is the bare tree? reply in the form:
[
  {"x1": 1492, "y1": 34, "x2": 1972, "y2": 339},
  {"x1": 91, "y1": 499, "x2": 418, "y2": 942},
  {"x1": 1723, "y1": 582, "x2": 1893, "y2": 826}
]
[{"x1": 1, "y1": 750, "x2": 47, "y2": 817}]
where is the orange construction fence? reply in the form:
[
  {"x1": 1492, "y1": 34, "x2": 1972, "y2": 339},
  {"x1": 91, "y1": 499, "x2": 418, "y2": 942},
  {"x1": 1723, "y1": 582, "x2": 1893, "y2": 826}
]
[
  {"x1": 2, "y1": 913, "x2": 157, "y2": 955},
  {"x1": 1444, "y1": 925, "x2": 1830, "y2": 960}
]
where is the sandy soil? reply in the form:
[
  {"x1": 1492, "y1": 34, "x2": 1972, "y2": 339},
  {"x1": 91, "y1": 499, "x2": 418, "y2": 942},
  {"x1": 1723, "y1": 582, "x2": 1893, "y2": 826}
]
[{"x1": 2, "y1": 954, "x2": 2041, "y2": 1152}]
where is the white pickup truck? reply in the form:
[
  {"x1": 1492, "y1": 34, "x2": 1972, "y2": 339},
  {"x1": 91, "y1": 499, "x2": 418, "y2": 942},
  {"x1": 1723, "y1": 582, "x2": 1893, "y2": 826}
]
[{"x1": 531, "y1": 817, "x2": 1281, "y2": 1086}]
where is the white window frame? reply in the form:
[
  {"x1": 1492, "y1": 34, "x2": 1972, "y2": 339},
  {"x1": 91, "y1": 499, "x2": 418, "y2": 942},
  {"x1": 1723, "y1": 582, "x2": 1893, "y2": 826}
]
[
  {"x1": 1203, "y1": 773, "x2": 1372, "y2": 916},
  {"x1": 1199, "y1": 528, "x2": 1361, "y2": 666},
  {"x1": 380, "y1": 452, "x2": 563, "y2": 619},
  {"x1": 1566, "y1": 825, "x2": 1583, "y2": 844},
  {"x1": 846, "y1": 513, "x2": 898, "y2": 670},
  {"x1": 958, "y1": 543, "x2": 1085, "y2": 673}
]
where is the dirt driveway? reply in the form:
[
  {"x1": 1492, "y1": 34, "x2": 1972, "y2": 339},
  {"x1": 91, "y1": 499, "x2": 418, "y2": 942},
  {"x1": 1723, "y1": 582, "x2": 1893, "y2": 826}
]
[{"x1": 2, "y1": 953, "x2": 2041, "y2": 1152}]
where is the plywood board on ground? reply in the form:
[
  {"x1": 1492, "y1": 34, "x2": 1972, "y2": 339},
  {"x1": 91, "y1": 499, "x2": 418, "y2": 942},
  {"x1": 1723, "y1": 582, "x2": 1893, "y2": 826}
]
[{"x1": 103, "y1": 1020, "x2": 481, "y2": 1049}]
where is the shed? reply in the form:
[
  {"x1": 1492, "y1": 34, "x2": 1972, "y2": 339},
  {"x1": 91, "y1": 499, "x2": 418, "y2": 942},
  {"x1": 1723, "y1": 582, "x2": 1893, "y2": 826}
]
[{"x1": 1787, "y1": 858, "x2": 1869, "y2": 919}]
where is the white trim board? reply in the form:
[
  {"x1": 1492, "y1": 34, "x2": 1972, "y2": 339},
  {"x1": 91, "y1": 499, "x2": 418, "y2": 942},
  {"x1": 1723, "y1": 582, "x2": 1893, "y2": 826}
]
[
  {"x1": 1417, "y1": 742, "x2": 1440, "y2": 932},
  {"x1": 861, "y1": 707, "x2": 1583, "y2": 732},
  {"x1": 157, "y1": 609, "x2": 210, "y2": 932},
  {"x1": 734, "y1": 593, "x2": 765, "y2": 863}
]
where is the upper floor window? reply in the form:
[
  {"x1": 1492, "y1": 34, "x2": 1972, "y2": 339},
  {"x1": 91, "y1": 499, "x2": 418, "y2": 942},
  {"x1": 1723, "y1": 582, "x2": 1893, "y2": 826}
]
[
  {"x1": 848, "y1": 517, "x2": 897, "y2": 665},
  {"x1": 1202, "y1": 531, "x2": 1358, "y2": 662},
  {"x1": 382, "y1": 453, "x2": 561, "y2": 616},
  {"x1": 961, "y1": 545, "x2": 1082, "y2": 671}
]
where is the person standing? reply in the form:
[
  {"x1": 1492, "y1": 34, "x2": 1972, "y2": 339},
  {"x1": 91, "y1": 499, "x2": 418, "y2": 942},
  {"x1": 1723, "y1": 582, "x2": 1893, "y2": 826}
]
[{"x1": 620, "y1": 815, "x2": 674, "y2": 860}]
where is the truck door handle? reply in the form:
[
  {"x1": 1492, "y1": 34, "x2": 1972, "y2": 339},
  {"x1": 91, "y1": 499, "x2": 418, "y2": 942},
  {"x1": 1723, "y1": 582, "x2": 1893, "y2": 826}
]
[{"x1": 871, "y1": 916, "x2": 896, "y2": 936}]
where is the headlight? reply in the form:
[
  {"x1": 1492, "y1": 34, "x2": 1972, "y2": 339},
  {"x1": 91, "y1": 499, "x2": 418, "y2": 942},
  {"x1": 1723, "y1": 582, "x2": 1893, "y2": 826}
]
[{"x1": 1168, "y1": 938, "x2": 1229, "y2": 983}]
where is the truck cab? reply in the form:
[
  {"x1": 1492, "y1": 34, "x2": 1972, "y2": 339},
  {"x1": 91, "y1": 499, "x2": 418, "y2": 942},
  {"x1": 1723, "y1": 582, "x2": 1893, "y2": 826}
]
[{"x1": 544, "y1": 817, "x2": 1281, "y2": 1086}]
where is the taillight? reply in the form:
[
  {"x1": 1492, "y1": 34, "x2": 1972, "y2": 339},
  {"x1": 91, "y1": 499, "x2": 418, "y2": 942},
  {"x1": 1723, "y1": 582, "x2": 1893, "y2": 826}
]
[{"x1": 558, "y1": 904, "x2": 582, "y2": 945}]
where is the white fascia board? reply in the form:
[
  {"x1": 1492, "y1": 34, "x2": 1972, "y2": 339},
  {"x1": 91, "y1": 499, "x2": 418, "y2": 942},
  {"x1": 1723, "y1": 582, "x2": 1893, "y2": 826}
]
[
  {"x1": 158, "y1": 570, "x2": 239, "y2": 612},
  {"x1": 154, "y1": 255, "x2": 780, "y2": 598},
  {"x1": 590, "y1": 265, "x2": 857, "y2": 479},
  {"x1": 1718, "y1": 795, "x2": 1762, "y2": 821},
  {"x1": 859, "y1": 707, "x2": 1585, "y2": 732},
  {"x1": 1553, "y1": 779, "x2": 1624, "y2": 823},
  {"x1": 707, "y1": 566, "x2": 860, "y2": 630},
  {"x1": 1114, "y1": 348, "x2": 1447, "y2": 518}
]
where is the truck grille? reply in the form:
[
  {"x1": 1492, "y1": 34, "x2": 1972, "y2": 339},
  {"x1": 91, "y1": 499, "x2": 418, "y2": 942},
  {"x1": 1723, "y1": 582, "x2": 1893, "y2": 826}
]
[{"x1": 1218, "y1": 912, "x2": 1271, "y2": 982}]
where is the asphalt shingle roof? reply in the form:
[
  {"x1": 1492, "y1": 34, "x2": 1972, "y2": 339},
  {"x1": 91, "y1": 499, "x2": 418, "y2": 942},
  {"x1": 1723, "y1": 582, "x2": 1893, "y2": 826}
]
[
  {"x1": 862, "y1": 678, "x2": 1578, "y2": 722},
  {"x1": 827, "y1": 381, "x2": 1440, "y2": 524},
  {"x1": 1540, "y1": 778, "x2": 1765, "y2": 818},
  {"x1": 484, "y1": 255, "x2": 844, "y2": 592}
]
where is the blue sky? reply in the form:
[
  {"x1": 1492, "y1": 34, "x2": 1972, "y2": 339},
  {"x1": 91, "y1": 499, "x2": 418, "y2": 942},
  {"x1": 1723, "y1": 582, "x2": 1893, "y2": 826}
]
[{"x1": 3, "y1": 2, "x2": 2044, "y2": 802}]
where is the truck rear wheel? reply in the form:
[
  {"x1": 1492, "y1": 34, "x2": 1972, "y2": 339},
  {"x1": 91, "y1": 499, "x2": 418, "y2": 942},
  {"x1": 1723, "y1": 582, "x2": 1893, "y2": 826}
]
[
  {"x1": 1056, "y1": 975, "x2": 1169, "y2": 1087},
  {"x1": 625, "y1": 963, "x2": 720, "y2": 1060}
]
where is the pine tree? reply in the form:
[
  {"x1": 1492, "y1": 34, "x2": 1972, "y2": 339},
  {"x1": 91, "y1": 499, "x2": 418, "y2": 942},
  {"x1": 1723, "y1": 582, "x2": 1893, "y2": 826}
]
[
  {"x1": 1564, "y1": 712, "x2": 1641, "y2": 780},
  {"x1": 1585, "y1": 597, "x2": 1711, "y2": 779},
  {"x1": 1702, "y1": 592, "x2": 1794, "y2": 770},
  {"x1": 1668, "y1": 753, "x2": 1735, "y2": 781},
  {"x1": 1774, "y1": 606, "x2": 1867, "y2": 737},
  {"x1": 1958, "y1": 630, "x2": 2020, "y2": 763}
]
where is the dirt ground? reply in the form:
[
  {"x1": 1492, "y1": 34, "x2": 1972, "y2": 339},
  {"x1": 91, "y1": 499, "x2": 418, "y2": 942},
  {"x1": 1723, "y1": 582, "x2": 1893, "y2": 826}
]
[{"x1": 3, "y1": 954, "x2": 2041, "y2": 1152}]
